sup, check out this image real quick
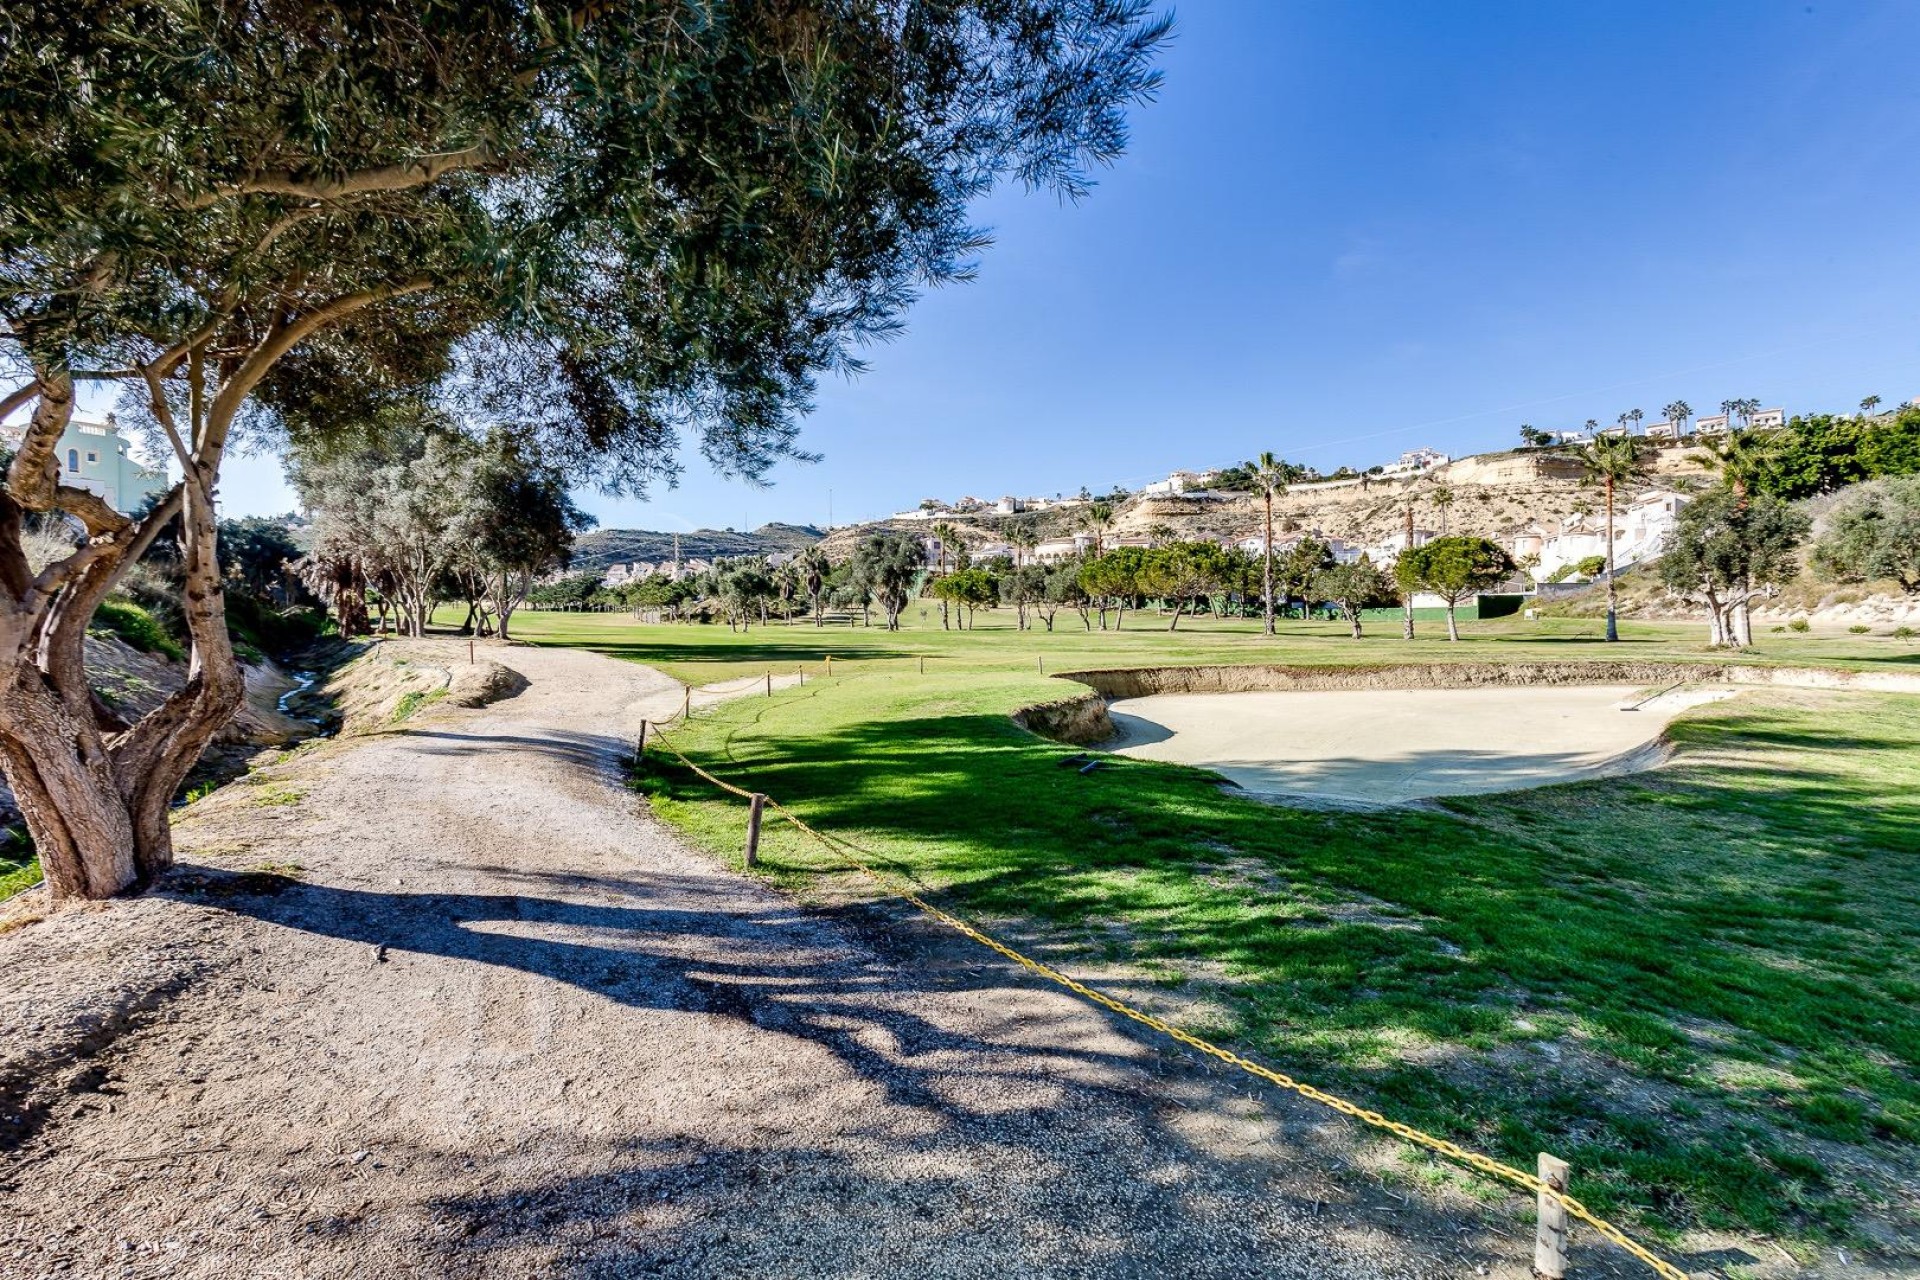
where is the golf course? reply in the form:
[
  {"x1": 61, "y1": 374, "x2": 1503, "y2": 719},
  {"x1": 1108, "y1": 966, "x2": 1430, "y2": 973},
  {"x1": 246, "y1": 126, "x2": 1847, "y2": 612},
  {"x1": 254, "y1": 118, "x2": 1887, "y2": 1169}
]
[{"x1": 515, "y1": 607, "x2": 1920, "y2": 1252}]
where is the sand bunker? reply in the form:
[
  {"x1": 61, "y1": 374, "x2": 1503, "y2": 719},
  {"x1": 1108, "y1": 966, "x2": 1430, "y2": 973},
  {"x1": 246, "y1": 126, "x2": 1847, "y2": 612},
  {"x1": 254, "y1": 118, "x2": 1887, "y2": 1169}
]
[{"x1": 1106, "y1": 684, "x2": 1737, "y2": 805}]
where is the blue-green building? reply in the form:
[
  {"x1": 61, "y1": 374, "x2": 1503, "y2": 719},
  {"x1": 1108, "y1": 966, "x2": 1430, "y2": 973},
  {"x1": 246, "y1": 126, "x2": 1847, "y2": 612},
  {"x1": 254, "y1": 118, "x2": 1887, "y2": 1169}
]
[{"x1": 33, "y1": 414, "x2": 169, "y2": 514}]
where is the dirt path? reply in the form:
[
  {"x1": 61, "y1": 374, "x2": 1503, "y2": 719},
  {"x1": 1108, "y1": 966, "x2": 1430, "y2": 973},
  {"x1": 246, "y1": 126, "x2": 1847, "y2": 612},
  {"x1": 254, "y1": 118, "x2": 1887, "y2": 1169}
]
[{"x1": 1, "y1": 642, "x2": 1621, "y2": 1279}]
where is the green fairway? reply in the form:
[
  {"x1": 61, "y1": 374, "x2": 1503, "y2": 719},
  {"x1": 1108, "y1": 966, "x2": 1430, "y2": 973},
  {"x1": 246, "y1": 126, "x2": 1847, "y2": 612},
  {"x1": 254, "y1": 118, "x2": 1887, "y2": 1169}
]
[
  {"x1": 510, "y1": 604, "x2": 1920, "y2": 684},
  {"x1": 515, "y1": 606, "x2": 1920, "y2": 1247}
]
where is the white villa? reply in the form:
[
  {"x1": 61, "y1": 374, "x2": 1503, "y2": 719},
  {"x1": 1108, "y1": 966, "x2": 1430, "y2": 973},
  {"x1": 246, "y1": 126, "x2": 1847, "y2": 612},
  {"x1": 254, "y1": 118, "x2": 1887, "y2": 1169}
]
[
  {"x1": 1379, "y1": 447, "x2": 1449, "y2": 476},
  {"x1": 1507, "y1": 490, "x2": 1687, "y2": 582}
]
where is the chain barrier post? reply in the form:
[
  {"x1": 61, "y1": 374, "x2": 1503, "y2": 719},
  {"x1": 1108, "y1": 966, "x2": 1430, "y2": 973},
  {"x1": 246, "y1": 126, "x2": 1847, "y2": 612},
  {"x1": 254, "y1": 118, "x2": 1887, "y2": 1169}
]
[
  {"x1": 766, "y1": 670, "x2": 773, "y2": 697},
  {"x1": 682, "y1": 685, "x2": 691, "y2": 721},
  {"x1": 744, "y1": 793, "x2": 766, "y2": 867},
  {"x1": 1536, "y1": 1152, "x2": 1571, "y2": 1278},
  {"x1": 636, "y1": 718, "x2": 648, "y2": 763}
]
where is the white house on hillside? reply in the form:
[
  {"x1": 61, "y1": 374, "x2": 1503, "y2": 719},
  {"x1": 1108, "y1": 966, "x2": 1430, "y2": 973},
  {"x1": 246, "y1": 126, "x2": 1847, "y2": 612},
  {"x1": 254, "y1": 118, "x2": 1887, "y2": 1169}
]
[{"x1": 1507, "y1": 490, "x2": 1688, "y2": 582}]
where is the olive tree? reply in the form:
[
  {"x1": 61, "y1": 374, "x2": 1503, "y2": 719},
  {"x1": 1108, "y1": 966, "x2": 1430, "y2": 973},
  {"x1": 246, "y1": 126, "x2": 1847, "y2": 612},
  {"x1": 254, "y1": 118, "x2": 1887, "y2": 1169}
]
[
  {"x1": 1312, "y1": 557, "x2": 1396, "y2": 639},
  {"x1": 1812, "y1": 476, "x2": 1920, "y2": 596},
  {"x1": 1394, "y1": 536, "x2": 1515, "y2": 642},
  {"x1": 1660, "y1": 488, "x2": 1810, "y2": 647},
  {"x1": 0, "y1": 0, "x2": 1169, "y2": 899}
]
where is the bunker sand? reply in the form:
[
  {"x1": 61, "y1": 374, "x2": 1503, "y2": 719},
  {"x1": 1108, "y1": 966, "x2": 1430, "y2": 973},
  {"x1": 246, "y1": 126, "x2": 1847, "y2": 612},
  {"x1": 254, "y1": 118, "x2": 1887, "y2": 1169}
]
[{"x1": 1107, "y1": 684, "x2": 1737, "y2": 805}]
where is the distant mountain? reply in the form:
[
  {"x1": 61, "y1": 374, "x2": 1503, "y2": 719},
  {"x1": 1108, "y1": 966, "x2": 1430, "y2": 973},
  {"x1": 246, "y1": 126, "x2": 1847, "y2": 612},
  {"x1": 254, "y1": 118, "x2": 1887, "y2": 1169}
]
[{"x1": 569, "y1": 522, "x2": 824, "y2": 570}]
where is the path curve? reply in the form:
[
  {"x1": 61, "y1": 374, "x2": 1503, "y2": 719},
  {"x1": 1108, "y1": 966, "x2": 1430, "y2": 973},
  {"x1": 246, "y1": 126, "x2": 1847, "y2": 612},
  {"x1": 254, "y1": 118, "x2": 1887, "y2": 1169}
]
[{"x1": 1, "y1": 641, "x2": 1581, "y2": 1278}]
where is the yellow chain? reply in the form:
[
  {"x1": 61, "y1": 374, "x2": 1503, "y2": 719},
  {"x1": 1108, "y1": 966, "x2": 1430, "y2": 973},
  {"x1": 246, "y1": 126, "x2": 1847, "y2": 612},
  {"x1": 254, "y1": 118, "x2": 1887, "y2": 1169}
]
[{"x1": 643, "y1": 720, "x2": 1690, "y2": 1280}]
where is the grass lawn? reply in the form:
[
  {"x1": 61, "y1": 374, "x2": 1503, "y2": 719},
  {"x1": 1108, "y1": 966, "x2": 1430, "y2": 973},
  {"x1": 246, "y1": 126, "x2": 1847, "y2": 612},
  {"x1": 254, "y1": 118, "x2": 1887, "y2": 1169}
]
[{"x1": 518, "y1": 607, "x2": 1920, "y2": 1249}]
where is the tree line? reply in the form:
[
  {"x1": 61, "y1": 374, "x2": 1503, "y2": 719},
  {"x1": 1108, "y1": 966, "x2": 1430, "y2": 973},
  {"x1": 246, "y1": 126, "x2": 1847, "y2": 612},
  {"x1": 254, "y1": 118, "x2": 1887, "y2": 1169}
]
[{"x1": 544, "y1": 529, "x2": 1521, "y2": 641}]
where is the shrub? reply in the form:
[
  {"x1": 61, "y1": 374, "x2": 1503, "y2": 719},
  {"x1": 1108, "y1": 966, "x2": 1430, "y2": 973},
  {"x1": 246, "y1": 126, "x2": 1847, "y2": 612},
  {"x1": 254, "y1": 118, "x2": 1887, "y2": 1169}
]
[
  {"x1": 1894, "y1": 626, "x2": 1918, "y2": 641},
  {"x1": 92, "y1": 598, "x2": 186, "y2": 661},
  {"x1": 1849, "y1": 625, "x2": 1872, "y2": 634},
  {"x1": 1788, "y1": 617, "x2": 1811, "y2": 633}
]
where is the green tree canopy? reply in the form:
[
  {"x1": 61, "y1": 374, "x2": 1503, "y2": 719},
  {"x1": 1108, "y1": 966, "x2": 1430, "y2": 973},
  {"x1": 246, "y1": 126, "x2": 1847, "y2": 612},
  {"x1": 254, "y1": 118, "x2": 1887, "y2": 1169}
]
[
  {"x1": 1658, "y1": 487, "x2": 1809, "y2": 647},
  {"x1": 1313, "y1": 557, "x2": 1396, "y2": 638},
  {"x1": 1394, "y1": 536, "x2": 1514, "y2": 641},
  {"x1": 1811, "y1": 475, "x2": 1920, "y2": 596},
  {"x1": 0, "y1": 0, "x2": 1170, "y2": 899}
]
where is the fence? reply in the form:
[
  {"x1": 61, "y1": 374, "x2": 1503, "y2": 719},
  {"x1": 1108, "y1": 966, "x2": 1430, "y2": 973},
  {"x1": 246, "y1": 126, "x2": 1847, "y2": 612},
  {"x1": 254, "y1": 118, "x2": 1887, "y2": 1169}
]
[{"x1": 633, "y1": 690, "x2": 1693, "y2": 1280}]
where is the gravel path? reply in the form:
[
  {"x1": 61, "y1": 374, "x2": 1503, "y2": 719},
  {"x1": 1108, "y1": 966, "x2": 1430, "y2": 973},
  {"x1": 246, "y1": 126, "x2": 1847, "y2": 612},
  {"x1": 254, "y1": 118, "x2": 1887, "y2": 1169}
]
[{"x1": 1, "y1": 641, "x2": 1588, "y2": 1279}]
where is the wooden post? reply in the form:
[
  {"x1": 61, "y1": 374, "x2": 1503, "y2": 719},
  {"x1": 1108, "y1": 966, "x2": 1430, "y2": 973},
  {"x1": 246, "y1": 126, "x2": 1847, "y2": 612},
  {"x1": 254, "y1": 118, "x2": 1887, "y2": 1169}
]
[
  {"x1": 797, "y1": 667, "x2": 804, "y2": 687},
  {"x1": 744, "y1": 793, "x2": 766, "y2": 867},
  {"x1": 469, "y1": 638, "x2": 475, "y2": 664},
  {"x1": 636, "y1": 719, "x2": 649, "y2": 761},
  {"x1": 918, "y1": 655, "x2": 925, "y2": 674},
  {"x1": 1037, "y1": 655, "x2": 1044, "y2": 674},
  {"x1": 682, "y1": 685, "x2": 691, "y2": 721},
  {"x1": 1535, "y1": 1152, "x2": 1570, "y2": 1279},
  {"x1": 825, "y1": 654, "x2": 832, "y2": 676},
  {"x1": 766, "y1": 670, "x2": 773, "y2": 697}
]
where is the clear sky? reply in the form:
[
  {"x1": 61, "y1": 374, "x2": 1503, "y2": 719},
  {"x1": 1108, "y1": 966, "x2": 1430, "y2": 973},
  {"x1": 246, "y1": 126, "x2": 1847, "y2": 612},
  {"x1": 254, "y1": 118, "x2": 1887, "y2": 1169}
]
[{"x1": 205, "y1": 1, "x2": 1920, "y2": 530}]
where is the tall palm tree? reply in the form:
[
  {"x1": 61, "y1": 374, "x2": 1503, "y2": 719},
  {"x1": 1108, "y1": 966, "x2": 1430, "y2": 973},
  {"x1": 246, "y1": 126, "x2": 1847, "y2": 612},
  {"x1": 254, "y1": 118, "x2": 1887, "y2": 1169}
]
[
  {"x1": 1008, "y1": 523, "x2": 1040, "y2": 568},
  {"x1": 1430, "y1": 482, "x2": 1456, "y2": 536},
  {"x1": 1722, "y1": 397, "x2": 1761, "y2": 430},
  {"x1": 930, "y1": 521, "x2": 960, "y2": 629},
  {"x1": 798, "y1": 546, "x2": 830, "y2": 626},
  {"x1": 1861, "y1": 395, "x2": 1882, "y2": 417},
  {"x1": 1078, "y1": 501, "x2": 1115, "y2": 555},
  {"x1": 1574, "y1": 435, "x2": 1648, "y2": 642},
  {"x1": 1661, "y1": 400, "x2": 1692, "y2": 436},
  {"x1": 1703, "y1": 427, "x2": 1777, "y2": 498},
  {"x1": 1626, "y1": 407, "x2": 1644, "y2": 434},
  {"x1": 1248, "y1": 452, "x2": 1292, "y2": 635}
]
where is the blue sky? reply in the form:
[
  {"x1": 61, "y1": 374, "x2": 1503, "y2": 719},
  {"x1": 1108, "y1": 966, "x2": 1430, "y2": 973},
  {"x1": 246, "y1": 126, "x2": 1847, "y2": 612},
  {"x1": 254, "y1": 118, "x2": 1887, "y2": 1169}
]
[{"x1": 210, "y1": 0, "x2": 1920, "y2": 530}]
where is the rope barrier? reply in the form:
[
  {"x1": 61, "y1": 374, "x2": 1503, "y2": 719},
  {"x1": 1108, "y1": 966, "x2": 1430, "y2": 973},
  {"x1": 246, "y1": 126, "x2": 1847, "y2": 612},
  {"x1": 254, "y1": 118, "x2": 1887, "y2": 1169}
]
[{"x1": 640, "y1": 719, "x2": 1691, "y2": 1280}]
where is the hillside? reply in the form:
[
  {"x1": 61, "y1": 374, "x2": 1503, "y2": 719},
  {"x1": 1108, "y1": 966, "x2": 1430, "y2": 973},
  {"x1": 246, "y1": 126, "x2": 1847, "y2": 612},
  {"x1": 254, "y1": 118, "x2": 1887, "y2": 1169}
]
[
  {"x1": 821, "y1": 444, "x2": 1716, "y2": 558},
  {"x1": 571, "y1": 522, "x2": 823, "y2": 570}
]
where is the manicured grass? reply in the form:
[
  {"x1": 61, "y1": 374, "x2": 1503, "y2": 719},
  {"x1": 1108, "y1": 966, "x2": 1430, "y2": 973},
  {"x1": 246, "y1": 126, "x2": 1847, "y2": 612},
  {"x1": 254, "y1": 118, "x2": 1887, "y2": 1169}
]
[
  {"x1": 517, "y1": 608, "x2": 1920, "y2": 1245},
  {"x1": 514, "y1": 604, "x2": 1920, "y2": 685}
]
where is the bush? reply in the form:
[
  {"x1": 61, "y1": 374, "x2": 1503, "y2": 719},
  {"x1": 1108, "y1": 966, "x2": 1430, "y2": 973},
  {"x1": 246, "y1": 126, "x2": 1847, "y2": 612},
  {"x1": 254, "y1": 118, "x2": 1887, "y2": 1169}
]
[
  {"x1": 1788, "y1": 617, "x2": 1811, "y2": 633},
  {"x1": 1895, "y1": 626, "x2": 1918, "y2": 641},
  {"x1": 92, "y1": 598, "x2": 186, "y2": 661},
  {"x1": 224, "y1": 591, "x2": 328, "y2": 656},
  {"x1": 1849, "y1": 625, "x2": 1872, "y2": 634}
]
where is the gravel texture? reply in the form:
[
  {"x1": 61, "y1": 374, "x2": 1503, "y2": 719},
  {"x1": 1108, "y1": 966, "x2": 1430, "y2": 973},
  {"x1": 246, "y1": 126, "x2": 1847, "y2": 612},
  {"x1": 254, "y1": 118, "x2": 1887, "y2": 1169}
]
[{"x1": 0, "y1": 640, "x2": 1628, "y2": 1279}]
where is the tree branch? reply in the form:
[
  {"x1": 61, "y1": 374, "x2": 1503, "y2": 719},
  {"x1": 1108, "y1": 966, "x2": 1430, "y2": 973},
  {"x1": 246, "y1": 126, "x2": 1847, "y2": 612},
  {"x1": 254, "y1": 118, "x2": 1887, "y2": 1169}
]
[
  {"x1": 177, "y1": 143, "x2": 495, "y2": 209},
  {"x1": 206, "y1": 278, "x2": 434, "y2": 433}
]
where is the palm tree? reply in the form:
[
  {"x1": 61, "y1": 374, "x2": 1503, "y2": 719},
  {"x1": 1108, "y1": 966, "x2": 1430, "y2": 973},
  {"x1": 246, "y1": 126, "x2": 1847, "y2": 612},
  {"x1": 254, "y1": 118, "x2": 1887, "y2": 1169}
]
[
  {"x1": 1661, "y1": 400, "x2": 1691, "y2": 436},
  {"x1": 1008, "y1": 523, "x2": 1040, "y2": 568},
  {"x1": 1722, "y1": 398, "x2": 1761, "y2": 430},
  {"x1": 1702, "y1": 427, "x2": 1777, "y2": 498},
  {"x1": 1431, "y1": 482, "x2": 1456, "y2": 536},
  {"x1": 930, "y1": 521, "x2": 961, "y2": 628},
  {"x1": 1518, "y1": 423, "x2": 1543, "y2": 448},
  {"x1": 1626, "y1": 408, "x2": 1644, "y2": 435},
  {"x1": 1861, "y1": 395, "x2": 1883, "y2": 417},
  {"x1": 798, "y1": 546, "x2": 830, "y2": 625},
  {"x1": 1574, "y1": 435, "x2": 1648, "y2": 642},
  {"x1": 1248, "y1": 451, "x2": 1292, "y2": 635},
  {"x1": 1078, "y1": 501, "x2": 1115, "y2": 555}
]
